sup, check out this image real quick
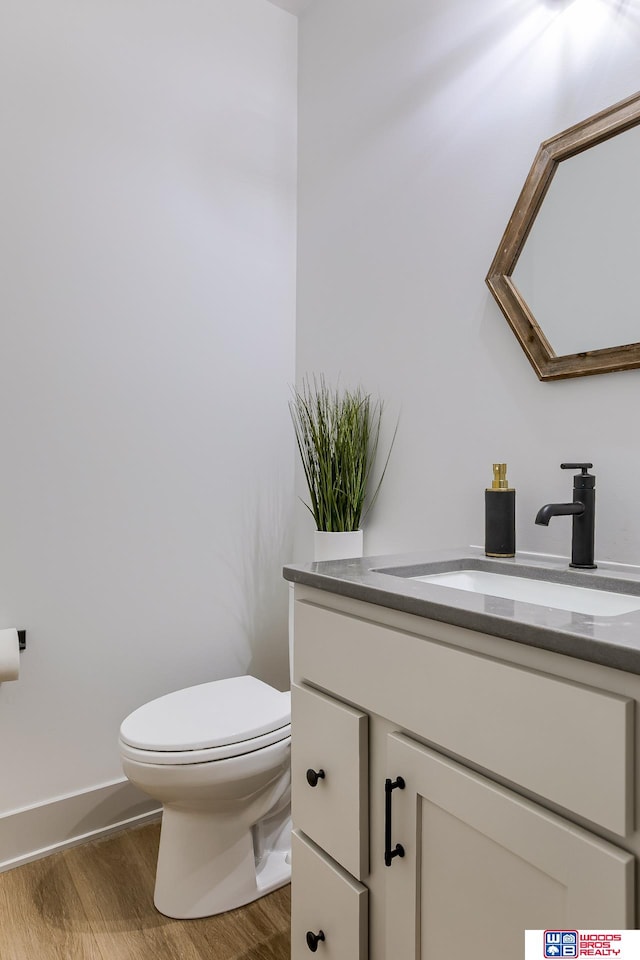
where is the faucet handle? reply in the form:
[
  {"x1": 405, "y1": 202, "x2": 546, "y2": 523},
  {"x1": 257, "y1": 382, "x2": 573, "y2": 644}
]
[
  {"x1": 561, "y1": 462, "x2": 595, "y2": 489},
  {"x1": 561, "y1": 463, "x2": 593, "y2": 475}
]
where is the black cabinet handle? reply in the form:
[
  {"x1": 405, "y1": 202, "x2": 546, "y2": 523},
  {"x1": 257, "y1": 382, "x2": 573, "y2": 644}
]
[
  {"x1": 306, "y1": 930, "x2": 325, "y2": 952},
  {"x1": 384, "y1": 776, "x2": 405, "y2": 866},
  {"x1": 306, "y1": 768, "x2": 326, "y2": 787}
]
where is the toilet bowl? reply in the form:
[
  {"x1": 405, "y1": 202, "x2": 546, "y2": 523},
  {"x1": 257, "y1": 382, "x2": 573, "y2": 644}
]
[{"x1": 119, "y1": 675, "x2": 291, "y2": 919}]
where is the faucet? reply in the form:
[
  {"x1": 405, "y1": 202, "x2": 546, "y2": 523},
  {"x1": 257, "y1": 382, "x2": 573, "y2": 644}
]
[{"x1": 535, "y1": 463, "x2": 597, "y2": 569}]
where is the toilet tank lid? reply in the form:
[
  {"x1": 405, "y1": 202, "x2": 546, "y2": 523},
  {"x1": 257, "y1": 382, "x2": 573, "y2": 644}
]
[{"x1": 119, "y1": 676, "x2": 291, "y2": 752}]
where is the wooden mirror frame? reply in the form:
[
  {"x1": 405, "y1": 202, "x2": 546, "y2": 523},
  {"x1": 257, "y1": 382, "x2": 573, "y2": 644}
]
[{"x1": 486, "y1": 91, "x2": 640, "y2": 381}]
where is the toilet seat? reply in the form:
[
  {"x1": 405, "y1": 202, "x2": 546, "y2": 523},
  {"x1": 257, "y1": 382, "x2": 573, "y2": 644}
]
[
  {"x1": 119, "y1": 675, "x2": 291, "y2": 765},
  {"x1": 119, "y1": 722, "x2": 291, "y2": 765}
]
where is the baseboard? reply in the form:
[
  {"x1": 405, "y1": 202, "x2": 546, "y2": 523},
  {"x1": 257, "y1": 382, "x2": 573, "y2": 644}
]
[{"x1": 0, "y1": 778, "x2": 161, "y2": 873}]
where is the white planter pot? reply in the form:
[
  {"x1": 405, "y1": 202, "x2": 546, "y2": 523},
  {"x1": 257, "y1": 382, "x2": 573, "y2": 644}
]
[{"x1": 313, "y1": 529, "x2": 364, "y2": 562}]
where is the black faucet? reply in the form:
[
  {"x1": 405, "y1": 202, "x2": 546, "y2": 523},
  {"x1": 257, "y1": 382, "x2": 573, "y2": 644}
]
[{"x1": 535, "y1": 463, "x2": 597, "y2": 569}]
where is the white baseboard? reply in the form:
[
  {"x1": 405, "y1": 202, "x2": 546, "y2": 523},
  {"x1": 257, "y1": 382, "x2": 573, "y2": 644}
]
[{"x1": 0, "y1": 778, "x2": 161, "y2": 873}]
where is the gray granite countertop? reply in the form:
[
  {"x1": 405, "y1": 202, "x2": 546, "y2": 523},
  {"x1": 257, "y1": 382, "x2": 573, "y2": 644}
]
[{"x1": 283, "y1": 547, "x2": 640, "y2": 676}]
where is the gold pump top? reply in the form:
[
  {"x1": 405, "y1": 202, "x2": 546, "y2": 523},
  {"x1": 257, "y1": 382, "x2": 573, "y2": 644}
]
[{"x1": 490, "y1": 463, "x2": 510, "y2": 490}]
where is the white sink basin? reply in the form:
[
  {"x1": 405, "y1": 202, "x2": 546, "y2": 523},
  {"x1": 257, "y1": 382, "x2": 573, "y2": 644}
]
[{"x1": 412, "y1": 569, "x2": 640, "y2": 617}]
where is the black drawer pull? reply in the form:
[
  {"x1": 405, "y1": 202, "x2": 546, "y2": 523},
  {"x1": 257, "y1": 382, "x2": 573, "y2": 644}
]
[
  {"x1": 306, "y1": 930, "x2": 325, "y2": 952},
  {"x1": 384, "y1": 776, "x2": 405, "y2": 866},
  {"x1": 306, "y1": 768, "x2": 326, "y2": 787}
]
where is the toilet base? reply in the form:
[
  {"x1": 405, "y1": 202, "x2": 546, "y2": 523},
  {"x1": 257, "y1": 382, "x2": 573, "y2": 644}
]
[
  {"x1": 155, "y1": 848, "x2": 291, "y2": 920},
  {"x1": 153, "y1": 804, "x2": 292, "y2": 919}
]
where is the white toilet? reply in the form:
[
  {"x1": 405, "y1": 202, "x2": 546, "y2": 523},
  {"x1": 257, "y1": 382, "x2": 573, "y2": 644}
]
[{"x1": 119, "y1": 674, "x2": 292, "y2": 919}]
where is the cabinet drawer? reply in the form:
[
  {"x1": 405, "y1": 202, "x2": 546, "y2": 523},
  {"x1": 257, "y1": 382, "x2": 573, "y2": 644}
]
[
  {"x1": 291, "y1": 830, "x2": 368, "y2": 960},
  {"x1": 291, "y1": 682, "x2": 368, "y2": 879},
  {"x1": 295, "y1": 600, "x2": 634, "y2": 836}
]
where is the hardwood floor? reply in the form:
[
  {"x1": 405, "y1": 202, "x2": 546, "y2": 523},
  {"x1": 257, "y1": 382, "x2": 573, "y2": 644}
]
[{"x1": 0, "y1": 822, "x2": 291, "y2": 960}]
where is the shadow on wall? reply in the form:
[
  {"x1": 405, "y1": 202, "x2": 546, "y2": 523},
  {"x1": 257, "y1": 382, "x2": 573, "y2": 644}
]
[{"x1": 221, "y1": 488, "x2": 293, "y2": 692}]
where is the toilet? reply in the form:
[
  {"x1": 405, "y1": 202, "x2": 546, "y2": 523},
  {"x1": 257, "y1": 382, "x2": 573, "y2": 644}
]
[{"x1": 119, "y1": 674, "x2": 292, "y2": 919}]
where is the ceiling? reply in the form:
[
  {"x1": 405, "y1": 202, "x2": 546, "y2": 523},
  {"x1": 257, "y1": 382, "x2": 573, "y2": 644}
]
[{"x1": 265, "y1": 0, "x2": 313, "y2": 15}]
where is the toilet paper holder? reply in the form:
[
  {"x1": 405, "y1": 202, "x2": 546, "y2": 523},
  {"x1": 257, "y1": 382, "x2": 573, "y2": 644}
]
[{"x1": 18, "y1": 630, "x2": 26, "y2": 651}]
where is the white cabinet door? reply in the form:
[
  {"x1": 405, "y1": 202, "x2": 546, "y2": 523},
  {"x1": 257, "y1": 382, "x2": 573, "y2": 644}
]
[
  {"x1": 291, "y1": 830, "x2": 368, "y2": 960},
  {"x1": 385, "y1": 733, "x2": 635, "y2": 960}
]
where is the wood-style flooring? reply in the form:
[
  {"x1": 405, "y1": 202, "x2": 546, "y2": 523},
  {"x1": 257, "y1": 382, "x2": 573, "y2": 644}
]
[{"x1": 0, "y1": 821, "x2": 291, "y2": 960}]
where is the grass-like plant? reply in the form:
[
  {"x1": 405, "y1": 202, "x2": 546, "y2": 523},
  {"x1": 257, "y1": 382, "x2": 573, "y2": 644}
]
[{"x1": 289, "y1": 376, "x2": 396, "y2": 532}]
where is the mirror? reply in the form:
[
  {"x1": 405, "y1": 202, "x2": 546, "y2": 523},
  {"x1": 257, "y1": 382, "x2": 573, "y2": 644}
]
[{"x1": 486, "y1": 91, "x2": 640, "y2": 380}]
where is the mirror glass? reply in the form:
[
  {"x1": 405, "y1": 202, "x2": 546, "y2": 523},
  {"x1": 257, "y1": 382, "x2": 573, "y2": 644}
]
[
  {"x1": 486, "y1": 91, "x2": 640, "y2": 380},
  {"x1": 511, "y1": 125, "x2": 640, "y2": 356}
]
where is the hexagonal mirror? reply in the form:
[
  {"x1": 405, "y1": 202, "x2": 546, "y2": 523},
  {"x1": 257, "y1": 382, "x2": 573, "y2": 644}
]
[{"x1": 486, "y1": 91, "x2": 640, "y2": 380}]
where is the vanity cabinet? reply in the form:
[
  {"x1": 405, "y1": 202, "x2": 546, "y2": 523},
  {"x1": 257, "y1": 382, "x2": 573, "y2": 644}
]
[{"x1": 290, "y1": 586, "x2": 638, "y2": 960}]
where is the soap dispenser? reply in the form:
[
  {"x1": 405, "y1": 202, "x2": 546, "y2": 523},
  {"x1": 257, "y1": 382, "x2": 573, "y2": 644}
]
[{"x1": 485, "y1": 463, "x2": 515, "y2": 558}]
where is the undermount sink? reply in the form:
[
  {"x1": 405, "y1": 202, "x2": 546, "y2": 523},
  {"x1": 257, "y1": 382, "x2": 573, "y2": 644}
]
[
  {"x1": 376, "y1": 559, "x2": 640, "y2": 617},
  {"x1": 412, "y1": 570, "x2": 640, "y2": 616}
]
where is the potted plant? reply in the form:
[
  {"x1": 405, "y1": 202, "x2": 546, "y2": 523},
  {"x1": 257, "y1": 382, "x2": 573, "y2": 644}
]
[{"x1": 289, "y1": 375, "x2": 396, "y2": 560}]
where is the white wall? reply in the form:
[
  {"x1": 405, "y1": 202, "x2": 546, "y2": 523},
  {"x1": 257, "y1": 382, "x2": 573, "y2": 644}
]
[
  {"x1": 296, "y1": 0, "x2": 640, "y2": 566},
  {"x1": 0, "y1": 0, "x2": 296, "y2": 829}
]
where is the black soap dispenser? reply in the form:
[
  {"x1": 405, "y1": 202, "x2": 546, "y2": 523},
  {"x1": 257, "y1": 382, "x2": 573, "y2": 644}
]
[{"x1": 485, "y1": 463, "x2": 516, "y2": 558}]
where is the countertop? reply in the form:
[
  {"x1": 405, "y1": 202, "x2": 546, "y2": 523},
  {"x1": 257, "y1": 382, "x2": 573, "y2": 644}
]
[{"x1": 283, "y1": 548, "x2": 640, "y2": 675}]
